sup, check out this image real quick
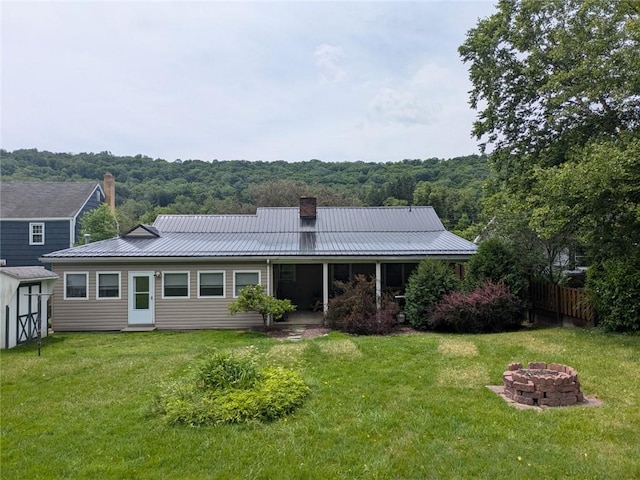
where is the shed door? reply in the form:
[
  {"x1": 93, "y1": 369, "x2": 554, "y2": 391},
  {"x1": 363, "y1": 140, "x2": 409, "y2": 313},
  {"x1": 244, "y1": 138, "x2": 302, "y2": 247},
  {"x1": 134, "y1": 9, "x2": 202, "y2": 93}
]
[{"x1": 128, "y1": 272, "x2": 154, "y2": 325}]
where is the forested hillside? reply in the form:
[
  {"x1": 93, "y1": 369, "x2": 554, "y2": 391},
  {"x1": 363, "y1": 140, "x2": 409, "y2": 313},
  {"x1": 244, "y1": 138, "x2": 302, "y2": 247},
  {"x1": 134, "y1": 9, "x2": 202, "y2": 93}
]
[{"x1": 1, "y1": 149, "x2": 489, "y2": 237}]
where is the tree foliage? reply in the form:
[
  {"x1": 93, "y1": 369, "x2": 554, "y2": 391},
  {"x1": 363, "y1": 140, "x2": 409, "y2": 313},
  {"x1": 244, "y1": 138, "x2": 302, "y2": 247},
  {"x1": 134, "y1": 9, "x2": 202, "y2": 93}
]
[
  {"x1": 1, "y1": 149, "x2": 490, "y2": 233},
  {"x1": 463, "y1": 237, "x2": 528, "y2": 299},
  {"x1": 460, "y1": 0, "x2": 640, "y2": 168},
  {"x1": 227, "y1": 285, "x2": 296, "y2": 329},
  {"x1": 461, "y1": 0, "x2": 640, "y2": 330},
  {"x1": 404, "y1": 259, "x2": 461, "y2": 330},
  {"x1": 78, "y1": 203, "x2": 118, "y2": 243}
]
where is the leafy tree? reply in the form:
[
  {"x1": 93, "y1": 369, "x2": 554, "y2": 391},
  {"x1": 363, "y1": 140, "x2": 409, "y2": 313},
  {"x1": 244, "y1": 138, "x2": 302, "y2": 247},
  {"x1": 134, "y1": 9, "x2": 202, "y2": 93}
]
[
  {"x1": 459, "y1": 0, "x2": 640, "y2": 170},
  {"x1": 78, "y1": 203, "x2": 118, "y2": 243},
  {"x1": 227, "y1": 285, "x2": 296, "y2": 330},
  {"x1": 460, "y1": 0, "x2": 640, "y2": 331}
]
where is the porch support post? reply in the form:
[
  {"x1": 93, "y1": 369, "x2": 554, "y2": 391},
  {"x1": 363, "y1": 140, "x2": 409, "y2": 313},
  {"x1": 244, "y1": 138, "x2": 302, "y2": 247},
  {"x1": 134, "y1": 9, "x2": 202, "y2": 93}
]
[
  {"x1": 322, "y1": 262, "x2": 329, "y2": 313},
  {"x1": 375, "y1": 262, "x2": 382, "y2": 310}
]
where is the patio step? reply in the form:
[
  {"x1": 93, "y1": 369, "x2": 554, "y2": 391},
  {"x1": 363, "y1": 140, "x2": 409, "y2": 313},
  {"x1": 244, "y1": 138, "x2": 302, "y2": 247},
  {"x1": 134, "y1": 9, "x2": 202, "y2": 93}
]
[{"x1": 121, "y1": 326, "x2": 157, "y2": 332}]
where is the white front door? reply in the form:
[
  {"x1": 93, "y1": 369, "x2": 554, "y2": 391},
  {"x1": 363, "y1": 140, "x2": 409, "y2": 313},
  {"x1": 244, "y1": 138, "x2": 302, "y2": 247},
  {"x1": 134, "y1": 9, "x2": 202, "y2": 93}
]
[{"x1": 128, "y1": 272, "x2": 155, "y2": 325}]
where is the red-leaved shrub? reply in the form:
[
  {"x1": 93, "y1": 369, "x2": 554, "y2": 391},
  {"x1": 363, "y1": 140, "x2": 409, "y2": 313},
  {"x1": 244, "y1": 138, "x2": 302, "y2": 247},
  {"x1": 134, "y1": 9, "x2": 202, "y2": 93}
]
[
  {"x1": 325, "y1": 275, "x2": 399, "y2": 335},
  {"x1": 427, "y1": 280, "x2": 522, "y2": 333}
]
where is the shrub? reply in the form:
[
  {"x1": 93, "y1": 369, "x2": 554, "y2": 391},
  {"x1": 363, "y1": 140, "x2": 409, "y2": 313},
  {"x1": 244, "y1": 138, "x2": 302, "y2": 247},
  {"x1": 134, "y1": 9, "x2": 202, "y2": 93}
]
[
  {"x1": 587, "y1": 256, "x2": 640, "y2": 333},
  {"x1": 404, "y1": 259, "x2": 461, "y2": 329},
  {"x1": 463, "y1": 237, "x2": 529, "y2": 298},
  {"x1": 151, "y1": 352, "x2": 310, "y2": 426},
  {"x1": 428, "y1": 280, "x2": 522, "y2": 333},
  {"x1": 197, "y1": 351, "x2": 259, "y2": 390},
  {"x1": 325, "y1": 275, "x2": 399, "y2": 335}
]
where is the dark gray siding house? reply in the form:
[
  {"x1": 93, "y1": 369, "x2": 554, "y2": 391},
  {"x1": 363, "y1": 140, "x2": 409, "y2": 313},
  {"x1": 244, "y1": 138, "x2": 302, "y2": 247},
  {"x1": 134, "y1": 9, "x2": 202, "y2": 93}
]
[
  {"x1": 0, "y1": 182, "x2": 105, "y2": 268},
  {"x1": 43, "y1": 198, "x2": 478, "y2": 332}
]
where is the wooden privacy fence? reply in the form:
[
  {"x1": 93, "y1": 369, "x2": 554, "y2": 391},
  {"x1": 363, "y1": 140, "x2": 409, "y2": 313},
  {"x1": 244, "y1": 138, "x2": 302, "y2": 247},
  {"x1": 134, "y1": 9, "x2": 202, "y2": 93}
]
[{"x1": 529, "y1": 282, "x2": 595, "y2": 324}]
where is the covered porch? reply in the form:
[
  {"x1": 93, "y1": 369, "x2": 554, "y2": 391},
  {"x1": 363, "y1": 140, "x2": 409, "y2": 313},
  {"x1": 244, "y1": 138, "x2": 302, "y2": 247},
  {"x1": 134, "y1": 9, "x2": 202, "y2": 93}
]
[{"x1": 271, "y1": 261, "x2": 419, "y2": 318}]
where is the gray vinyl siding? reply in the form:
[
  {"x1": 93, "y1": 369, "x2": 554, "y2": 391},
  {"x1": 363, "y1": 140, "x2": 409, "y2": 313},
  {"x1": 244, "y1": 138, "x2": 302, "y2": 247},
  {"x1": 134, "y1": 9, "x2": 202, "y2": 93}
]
[
  {"x1": 1, "y1": 220, "x2": 71, "y2": 268},
  {"x1": 51, "y1": 263, "x2": 128, "y2": 331},
  {"x1": 155, "y1": 264, "x2": 267, "y2": 329},
  {"x1": 51, "y1": 262, "x2": 268, "y2": 331}
]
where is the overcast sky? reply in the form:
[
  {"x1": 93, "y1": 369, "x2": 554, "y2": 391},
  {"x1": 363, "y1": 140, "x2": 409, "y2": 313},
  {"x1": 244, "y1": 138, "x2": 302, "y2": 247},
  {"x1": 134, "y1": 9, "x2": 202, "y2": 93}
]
[{"x1": 2, "y1": 1, "x2": 496, "y2": 163}]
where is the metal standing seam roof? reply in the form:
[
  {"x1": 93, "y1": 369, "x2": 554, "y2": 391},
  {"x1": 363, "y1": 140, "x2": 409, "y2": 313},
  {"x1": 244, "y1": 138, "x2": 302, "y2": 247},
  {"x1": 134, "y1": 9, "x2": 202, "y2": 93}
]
[
  {"x1": 0, "y1": 182, "x2": 103, "y2": 219},
  {"x1": 43, "y1": 206, "x2": 478, "y2": 260}
]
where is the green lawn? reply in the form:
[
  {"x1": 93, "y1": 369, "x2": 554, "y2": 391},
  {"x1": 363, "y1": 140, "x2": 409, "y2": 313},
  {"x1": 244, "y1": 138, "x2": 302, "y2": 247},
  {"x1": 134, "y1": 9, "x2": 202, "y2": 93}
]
[{"x1": 1, "y1": 328, "x2": 639, "y2": 479}]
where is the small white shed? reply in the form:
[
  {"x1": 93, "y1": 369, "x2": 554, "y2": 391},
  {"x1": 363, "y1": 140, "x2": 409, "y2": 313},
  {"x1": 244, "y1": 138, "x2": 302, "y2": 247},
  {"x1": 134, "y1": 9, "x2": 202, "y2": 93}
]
[{"x1": 1, "y1": 267, "x2": 58, "y2": 349}]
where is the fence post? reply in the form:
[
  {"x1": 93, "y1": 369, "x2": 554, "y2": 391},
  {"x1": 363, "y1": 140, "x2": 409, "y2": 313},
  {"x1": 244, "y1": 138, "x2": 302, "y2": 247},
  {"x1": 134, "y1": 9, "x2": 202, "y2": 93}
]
[{"x1": 5, "y1": 306, "x2": 9, "y2": 350}]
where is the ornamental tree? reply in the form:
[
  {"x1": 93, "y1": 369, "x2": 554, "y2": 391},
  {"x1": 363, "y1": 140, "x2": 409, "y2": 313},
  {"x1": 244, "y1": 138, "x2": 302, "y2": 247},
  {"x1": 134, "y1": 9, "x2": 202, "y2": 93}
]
[{"x1": 228, "y1": 285, "x2": 296, "y2": 330}]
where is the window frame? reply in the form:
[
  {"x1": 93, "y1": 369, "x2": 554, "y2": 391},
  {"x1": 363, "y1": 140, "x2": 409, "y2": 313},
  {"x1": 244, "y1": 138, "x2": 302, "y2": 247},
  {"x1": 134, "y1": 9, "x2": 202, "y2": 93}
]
[
  {"x1": 96, "y1": 271, "x2": 121, "y2": 300},
  {"x1": 279, "y1": 264, "x2": 296, "y2": 282},
  {"x1": 29, "y1": 222, "x2": 45, "y2": 245},
  {"x1": 162, "y1": 271, "x2": 190, "y2": 299},
  {"x1": 233, "y1": 270, "x2": 261, "y2": 298},
  {"x1": 64, "y1": 272, "x2": 89, "y2": 300},
  {"x1": 197, "y1": 270, "x2": 226, "y2": 298}
]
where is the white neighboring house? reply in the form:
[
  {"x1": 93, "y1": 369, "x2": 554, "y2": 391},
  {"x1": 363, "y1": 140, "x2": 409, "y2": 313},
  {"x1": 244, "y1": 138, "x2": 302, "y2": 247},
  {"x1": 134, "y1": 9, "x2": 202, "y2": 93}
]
[{"x1": 1, "y1": 266, "x2": 58, "y2": 349}]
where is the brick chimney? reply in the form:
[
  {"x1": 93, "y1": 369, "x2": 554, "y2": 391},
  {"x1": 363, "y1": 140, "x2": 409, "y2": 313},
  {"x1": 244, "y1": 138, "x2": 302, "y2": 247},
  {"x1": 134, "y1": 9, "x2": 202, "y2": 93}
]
[
  {"x1": 104, "y1": 172, "x2": 115, "y2": 209},
  {"x1": 299, "y1": 196, "x2": 317, "y2": 219}
]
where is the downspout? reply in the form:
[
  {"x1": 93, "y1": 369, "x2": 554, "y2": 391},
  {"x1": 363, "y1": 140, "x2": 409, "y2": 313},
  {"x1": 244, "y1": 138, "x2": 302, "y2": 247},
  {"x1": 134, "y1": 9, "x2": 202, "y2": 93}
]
[
  {"x1": 375, "y1": 261, "x2": 382, "y2": 310},
  {"x1": 266, "y1": 259, "x2": 271, "y2": 327},
  {"x1": 69, "y1": 217, "x2": 76, "y2": 247}
]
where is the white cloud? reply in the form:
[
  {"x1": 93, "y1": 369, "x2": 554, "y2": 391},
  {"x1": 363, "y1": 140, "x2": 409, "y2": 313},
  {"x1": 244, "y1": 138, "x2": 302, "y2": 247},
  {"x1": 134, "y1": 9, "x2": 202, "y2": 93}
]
[{"x1": 313, "y1": 44, "x2": 347, "y2": 83}]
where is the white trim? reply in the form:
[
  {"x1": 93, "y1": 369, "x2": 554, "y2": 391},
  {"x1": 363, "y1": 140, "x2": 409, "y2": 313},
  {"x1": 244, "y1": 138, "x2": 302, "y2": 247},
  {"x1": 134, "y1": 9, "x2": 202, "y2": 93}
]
[
  {"x1": 29, "y1": 222, "x2": 45, "y2": 245},
  {"x1": 197, "y1": 270, "x2": 225, "y2": 298},
  {"x1": 233, "y1": 270, "x2": 261, "y2": 298},
  {"x1": 72, "y1": 184, "x2": 105, "y2": 218},
  {"x1": 161, "y1": 271, "x2": 190, "y2": 299},
  {"x1": 95, "y1": 271, "x2": 121, "y2": 300},
  {"x1": 63, "y1": 272, "x2": 89, "y2": 300}
]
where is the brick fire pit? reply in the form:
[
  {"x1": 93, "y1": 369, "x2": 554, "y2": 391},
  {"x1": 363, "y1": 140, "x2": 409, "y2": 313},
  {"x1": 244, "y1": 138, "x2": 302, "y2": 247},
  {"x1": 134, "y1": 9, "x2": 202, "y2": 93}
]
[{"x1": 502, "y1": 362, "x2": 585, "y2": 407}]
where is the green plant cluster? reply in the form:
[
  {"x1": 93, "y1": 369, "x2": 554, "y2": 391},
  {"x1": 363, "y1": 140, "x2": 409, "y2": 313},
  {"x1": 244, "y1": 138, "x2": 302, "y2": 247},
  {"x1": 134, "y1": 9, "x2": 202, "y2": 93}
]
[
  {"x1": 428, "y1": 280, "x2": 522, "y2": 333},
  {"x1": 404, "y1": 260, "x2": 461, "y2": 329},
  {"x1": 586, "y1": 255, "x2": 640, "y2": 332},
  {"x1": 324, "y1": 275, "x2": 399, "y2": 335},
  {"x1": 405, "y1": 248, "x2": 526, "y2": 333},
  {"x1": 151, "y1": 351, "x2": 310, "y2": 426}
]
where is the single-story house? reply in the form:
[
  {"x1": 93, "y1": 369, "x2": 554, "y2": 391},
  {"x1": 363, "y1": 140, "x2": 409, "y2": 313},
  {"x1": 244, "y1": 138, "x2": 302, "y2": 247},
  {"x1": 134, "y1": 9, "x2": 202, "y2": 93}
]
[
  {"x1": 42, "y1": 198, "x2": 477, "y2": 331},
  {"x1": 1, "y1": 266, "x2": 59, "y2": 349}
]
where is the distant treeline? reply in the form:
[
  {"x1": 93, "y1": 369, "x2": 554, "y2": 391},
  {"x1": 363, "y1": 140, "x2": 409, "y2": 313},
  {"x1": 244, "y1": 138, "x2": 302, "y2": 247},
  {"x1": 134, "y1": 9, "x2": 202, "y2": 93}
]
[{"x1": 1, "y1": 149, "x2": 490, "y2": 237}]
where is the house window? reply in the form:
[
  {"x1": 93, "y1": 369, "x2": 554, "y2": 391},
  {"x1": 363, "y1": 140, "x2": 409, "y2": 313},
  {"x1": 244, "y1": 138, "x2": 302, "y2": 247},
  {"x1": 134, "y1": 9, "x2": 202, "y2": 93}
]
[
  {"x1": 97, "y1": 272, "x2": 120, "y2": 299},
  {"x1": 198, "y1": 271, "x2": 225, "y2": 298},
  {"x1": 29, "y1": 223, "x2": 45, "y2": 245},
  {"x1": 64, "y1": 272, "x2": 88, "y2": 299},
  {"x1": 163, "y1": 272, "x2": 189, "y2": 298},
  {"x1": 233, "y1": 271, "x2": 260, "y2": 297}
]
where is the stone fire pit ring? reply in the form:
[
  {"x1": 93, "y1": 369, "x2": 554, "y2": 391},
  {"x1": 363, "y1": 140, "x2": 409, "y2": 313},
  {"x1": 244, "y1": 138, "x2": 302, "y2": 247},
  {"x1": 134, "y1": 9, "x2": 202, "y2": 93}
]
[{"x1": 503, "y1": 362, "x2": 585, "y2": 407}]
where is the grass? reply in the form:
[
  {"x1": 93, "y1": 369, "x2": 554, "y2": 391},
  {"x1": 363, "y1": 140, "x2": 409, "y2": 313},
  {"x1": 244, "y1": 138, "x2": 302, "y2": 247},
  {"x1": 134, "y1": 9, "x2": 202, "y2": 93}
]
[{"x1": 1, "y1": 327, "x2": 639, "y2": 479}]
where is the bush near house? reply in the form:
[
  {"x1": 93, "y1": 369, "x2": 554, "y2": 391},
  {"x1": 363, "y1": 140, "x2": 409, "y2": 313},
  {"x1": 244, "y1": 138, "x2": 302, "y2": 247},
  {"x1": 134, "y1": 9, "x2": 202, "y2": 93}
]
[
  {"x1": 404, "y1": 259, "x2": 461, "y2": 329},
  {"x1": 151, "y1": 351, "x2": 310, "y2": 426},
  {"x1": 325, "y1": 275, "x2": 398, "y2": 335},
  {"x1": 428, "y1": 280, "x2": 522, "y2": 333},
  {"x1": 463, "y1": 237, "x2": 529, "y2": 298}
]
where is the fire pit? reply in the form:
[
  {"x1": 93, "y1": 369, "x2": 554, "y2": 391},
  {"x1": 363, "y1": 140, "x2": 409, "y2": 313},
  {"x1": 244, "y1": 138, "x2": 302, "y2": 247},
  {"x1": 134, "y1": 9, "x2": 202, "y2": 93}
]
[{"x1": 502, "y1": 362, "x2": 585, "y2": 407}]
